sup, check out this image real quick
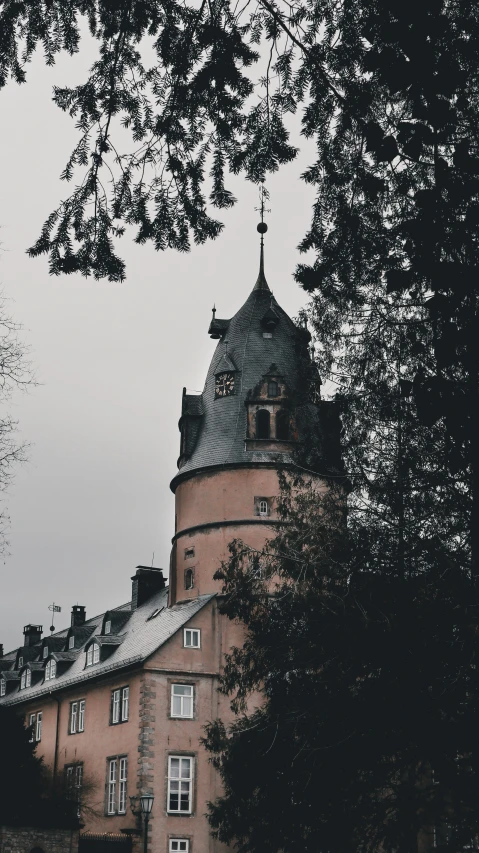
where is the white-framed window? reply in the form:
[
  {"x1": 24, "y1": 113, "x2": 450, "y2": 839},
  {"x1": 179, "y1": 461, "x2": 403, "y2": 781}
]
[
  {"x1": 122, "y1": 686, "x2": 129, "y2": 721},
  {"x1": 86, "y1": 643, "x2": 100, "y2": 666},
  {"x1": 170, "y1": 841, "x2": 189, "y2": 853},
  {"x1": 0, "y1": 678, "x2": 5, "y2": 697},
  {"x1": 66, "y1": 763, "x2": 83, "y2": 807},
  {"x1": 107, "y1": 756, "x2": 127, "y2": 815},
  {"x1": 27, "y1": 711, "x2": 42, "y2": 742},
  {"x1": 43, "y1": 646, "x2": 49, "y2": 659},
  {"x1": 112, "y1": 689, "x2": 120, "y2": 724},
  {"x1": 171, "y1": 684, "x2": 194, "y2": 719},
  {"x1": 36, "y1": 711, "x2": 42, "y2": 741},
  {"x1": 69, "y1": 635, "x2": 75, "y2": 650},
  {"x1": 111, "y1": 686, "x2": 129, "y2": 724},
  {"x1": 18, "y1": 656, "x2": 23, "y2": 668},
  {"x1": 26, "y1": 669, "x2": 31, "y2": 687},
  {"x1": 183, "y1": 628, "x2": 200, "y2": 649},
  {"x1": 21, "y1": 670, "x2": 26, "y2": 689},
  {"x1": 119, "y1": 757, "x2": 128, "y2": 813},
  {"x1": 167, "y1": 756, "x2": 193, "y2": 814},
  {"x1": 105, "y1": 620, "x2": 111, "y2": 635},
  {"x1": 70, "y1": 701, "x2": 78, "y2": 733},
  {"x1": 259, "y1": 499, "x2": 268, "y2": 516},
  {"x1": 78, "y1": 700, "x2": 85, "y2": 732},
  {"x1": 28, "y1": 712, "x2": 36, "y2": 742},
  {"x1": 45, "y1": 659, "x2": 56, "y2": 680}
]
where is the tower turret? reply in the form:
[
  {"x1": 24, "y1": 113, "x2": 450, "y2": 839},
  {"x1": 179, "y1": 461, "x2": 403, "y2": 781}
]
[{"x1": 169, "y1": 223, "x2": 339, "y2": 605}]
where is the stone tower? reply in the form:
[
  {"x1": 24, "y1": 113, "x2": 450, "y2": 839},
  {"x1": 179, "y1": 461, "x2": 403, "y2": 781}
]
[{"x1": 169, "y1": 231, "x2": 341, "y2": 605}]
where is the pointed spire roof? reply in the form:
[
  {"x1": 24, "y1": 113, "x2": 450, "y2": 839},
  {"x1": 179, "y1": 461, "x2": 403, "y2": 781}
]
[{"x1": 253, "y1": 237, "x2": 270, "y2": 291}]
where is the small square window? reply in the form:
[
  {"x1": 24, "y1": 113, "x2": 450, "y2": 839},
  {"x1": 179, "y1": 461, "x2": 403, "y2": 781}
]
[
  {"x1": 170, "y1": 841, "x2": 189, "y2": 853},
  {"x1": 184, "y1": 547, "x2": 195, "y2": 560},
  {"x1": 263, "y1": 332, "x2": 272, "y2": 339},
  {"x1": 184, "y1": 629, "x2": 200, "y2": 649}
]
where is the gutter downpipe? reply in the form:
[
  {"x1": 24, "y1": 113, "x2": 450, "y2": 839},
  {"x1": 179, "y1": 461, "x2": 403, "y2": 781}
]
[{"x1": 50, "y1": 690, "x2": 61, "y2": 780}]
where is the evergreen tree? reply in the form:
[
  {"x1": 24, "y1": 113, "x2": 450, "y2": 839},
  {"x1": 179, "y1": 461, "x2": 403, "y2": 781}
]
[{"x1": 203, "y1": 472, "x2": 479, "y2": 853}]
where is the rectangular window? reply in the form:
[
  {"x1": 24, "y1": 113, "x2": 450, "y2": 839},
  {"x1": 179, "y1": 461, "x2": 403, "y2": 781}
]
[
  {"x1": 119, "y1": 757, "x2": 128, "y2": 814},
  {"x1": 86, "y1": 646, "x2": 93, "y2": 666},
  {"x1": 171, "y1": 684, "x2": 194, "y2": 719},
  {"x1": 0, "y1": 679, "x2": 5, "y2": 697},
  {"x1": 29, "y1": 713, "x2": 36, "y2": 742},
  {"x1": 121, "y1": 687, "x2": 129, "y2": 722},
  {"x1": 78, "y1": 700, "x2": 85, "y2": 732},
  {"x1": 69, "y1": 636, "x2": 75, "y2": 650},
  {"x1": 107, "y1": 759, "x2": 117, "y2": 814},
  {"x1": 170, "y1": 842, "x2": 189, "y2": 853},
  {"x1": 106, "y1": 756, "x2": 127, "y2": 815},
  {"x1": 43, "y1": 646, "x2": 48, "y2": 659},
  {"x1": 183, "y1": 629, "x2": 200, "y2": 649},
  {"x1": 36, "y1": 711, "x2": 43, "y2": 742},
  {"x1": 167, "y1": 756, "x2": 193, "y2": 814},
  {"x1": 66, "y1": 763, "x2": 83, "y2": 805},
  {"x1": 93, "y1": 644, "x2": 100, "y2": 664},
  {"x1": 111, "y1": 687, "x2": 129, "y2": 724},
  {"x1": 105, "y1": 620, "x2": 111, "y2": 635},
  {"x1": 112, "y1": 690, "x2": 120, "y2": 724},
  {"x1": 184, "y1": 547, "x2": 195, "y2": 560},
  {"x1": 70, "y1": 701, "x2": 78, "y2": 734}
]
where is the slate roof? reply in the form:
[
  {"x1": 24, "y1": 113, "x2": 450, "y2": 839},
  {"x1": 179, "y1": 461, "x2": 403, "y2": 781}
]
[
  {"x1": 171, "y1": 247, "x2": 314, "y2": 489},
  {"x1": 0, "y1": 588, "x2": 214, "y2": 707}
]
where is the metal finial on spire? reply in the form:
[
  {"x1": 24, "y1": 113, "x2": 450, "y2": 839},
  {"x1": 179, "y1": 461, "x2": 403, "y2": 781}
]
[{"x1": 254, "y1": 185, "x2": 271, "y2": 291}]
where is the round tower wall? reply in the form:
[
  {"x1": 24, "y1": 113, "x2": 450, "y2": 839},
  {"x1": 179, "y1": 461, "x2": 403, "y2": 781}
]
[{"x1": 171, "y1": 467, "x2": 326, "y2": 603}]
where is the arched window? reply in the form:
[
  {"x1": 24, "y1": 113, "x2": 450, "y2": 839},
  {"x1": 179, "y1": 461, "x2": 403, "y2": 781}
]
[
  {"x1": 185, "y1": 568, "x2": 194, "y2": 590},
  {"x1": 256, "y1": 409, "x2": 270, "y2": 439},
  {"x1": 259, "y1": 499, "x2": 268, "y2": 516},
  {"x1": 45, "y1": 660, "x2": 56, "y2": 681},
  {"x1": 276, "y1": 410, "x2": 290, "y2": 441}
]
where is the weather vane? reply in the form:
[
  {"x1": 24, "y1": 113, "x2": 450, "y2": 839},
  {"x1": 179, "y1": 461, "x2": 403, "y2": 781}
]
[
  {"x1": 48, "y1": 601, "x2": 61, "y2": 633},
  {"x1": 255, "y1": 184, "x2": 271, "y2": 239}
]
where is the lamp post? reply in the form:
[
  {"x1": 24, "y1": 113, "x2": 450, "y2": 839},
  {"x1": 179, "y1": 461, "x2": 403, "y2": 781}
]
[{"x1": 140, "y1": 793, "x2": 154, "y2": 853}]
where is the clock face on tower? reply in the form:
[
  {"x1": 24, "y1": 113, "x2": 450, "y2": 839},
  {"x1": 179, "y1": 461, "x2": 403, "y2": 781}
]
[{"x1": 215, "y1": 372, "x2": 235, "y2": 399}]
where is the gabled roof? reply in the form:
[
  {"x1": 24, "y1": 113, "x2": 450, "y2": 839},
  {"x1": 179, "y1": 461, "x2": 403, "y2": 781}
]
[{"x1": 0, "y1": 588, "x2": 214, "y2": 706}]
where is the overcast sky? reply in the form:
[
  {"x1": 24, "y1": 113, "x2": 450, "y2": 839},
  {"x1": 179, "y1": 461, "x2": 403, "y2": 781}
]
[{"x1": 0, "y1": 35, "x2": 313, "y2": 652}]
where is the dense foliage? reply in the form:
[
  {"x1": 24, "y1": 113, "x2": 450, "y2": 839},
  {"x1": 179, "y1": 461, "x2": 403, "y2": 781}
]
[{"x1": 203, "y1": 478, "x2": 479, "y2": 853}]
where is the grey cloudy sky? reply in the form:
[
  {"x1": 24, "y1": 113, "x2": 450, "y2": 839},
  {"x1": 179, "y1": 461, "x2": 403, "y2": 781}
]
[{"x1": 0, "y1": 36, "x2": 313, "y2": 652}]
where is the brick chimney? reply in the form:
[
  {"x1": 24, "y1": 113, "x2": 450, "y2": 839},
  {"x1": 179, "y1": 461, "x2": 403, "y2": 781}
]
[
  {"x1": 71, "y1": 605, "x2": 86, "y2": 627},
  {"x1": 131, "y1": 567, "x2": 166, "y2": 610},
  {"x1": 23, "y1": 625, "x2": 43, "y2": 647},
  {"x1": 0, "y1": 643, "x2": 3, "y2": 658}
]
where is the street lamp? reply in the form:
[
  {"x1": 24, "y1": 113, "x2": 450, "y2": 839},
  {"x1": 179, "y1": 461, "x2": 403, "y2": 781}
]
[{"x1": 140, "y1": 793, "x2": 154, "y2": 853}]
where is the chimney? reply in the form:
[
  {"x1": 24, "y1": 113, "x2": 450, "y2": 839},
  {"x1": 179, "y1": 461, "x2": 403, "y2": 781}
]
[
  {"x1": 131, "y1": 567, "x2": 166, "y2": 610},
  {"x1": 71, "y1": 605, "x2": 86, "y2": 627},
  {"x1": 0, "y1": 643, "x2": 3, "y2": 658},
  {"x1": 23, "y1": 625, "x2": 43, "y2": 647}
]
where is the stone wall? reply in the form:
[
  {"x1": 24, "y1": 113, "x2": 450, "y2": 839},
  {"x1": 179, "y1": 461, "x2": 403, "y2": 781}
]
[{"x1": 0, "y1": 826, "x2": 79, "y2": 853}]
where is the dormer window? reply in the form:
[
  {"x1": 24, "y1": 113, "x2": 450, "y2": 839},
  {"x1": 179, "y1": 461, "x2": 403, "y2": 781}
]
[
  {"x1": 268, "y1": 380, "x2": 278, "y2": 397},
  {"x1": 18, "y1": 656, "x2": 23, "y2": 668},
  {"x1": 86, "y1": 643, "x2": 100, "y2": 667},
  {"x1": 21, "y1": 670, "x2": 26, "y2": 689},
  {"x1": 0, "y1": 678, "x2": 5, "y2": 697},
  {"x1": 45, "y1": 660, "x2": 56, "y2": 681},
  {"x1": 105, "y1": 620, "x2": 112, "y2": 635},
  {"x1": 43, "y1": 646, "x2": 48, "y2": 659},
  {"x1": 68, "y1": 636, "x2": 75, "y2": 650},
  {"x1": 215, "y1": 372, "x2": 235, "y2": 398}
]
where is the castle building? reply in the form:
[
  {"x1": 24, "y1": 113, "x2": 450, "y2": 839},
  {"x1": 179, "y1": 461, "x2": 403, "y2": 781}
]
[{"x1": 0, "y1": 230, "x2": 339, "y2": 853}]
